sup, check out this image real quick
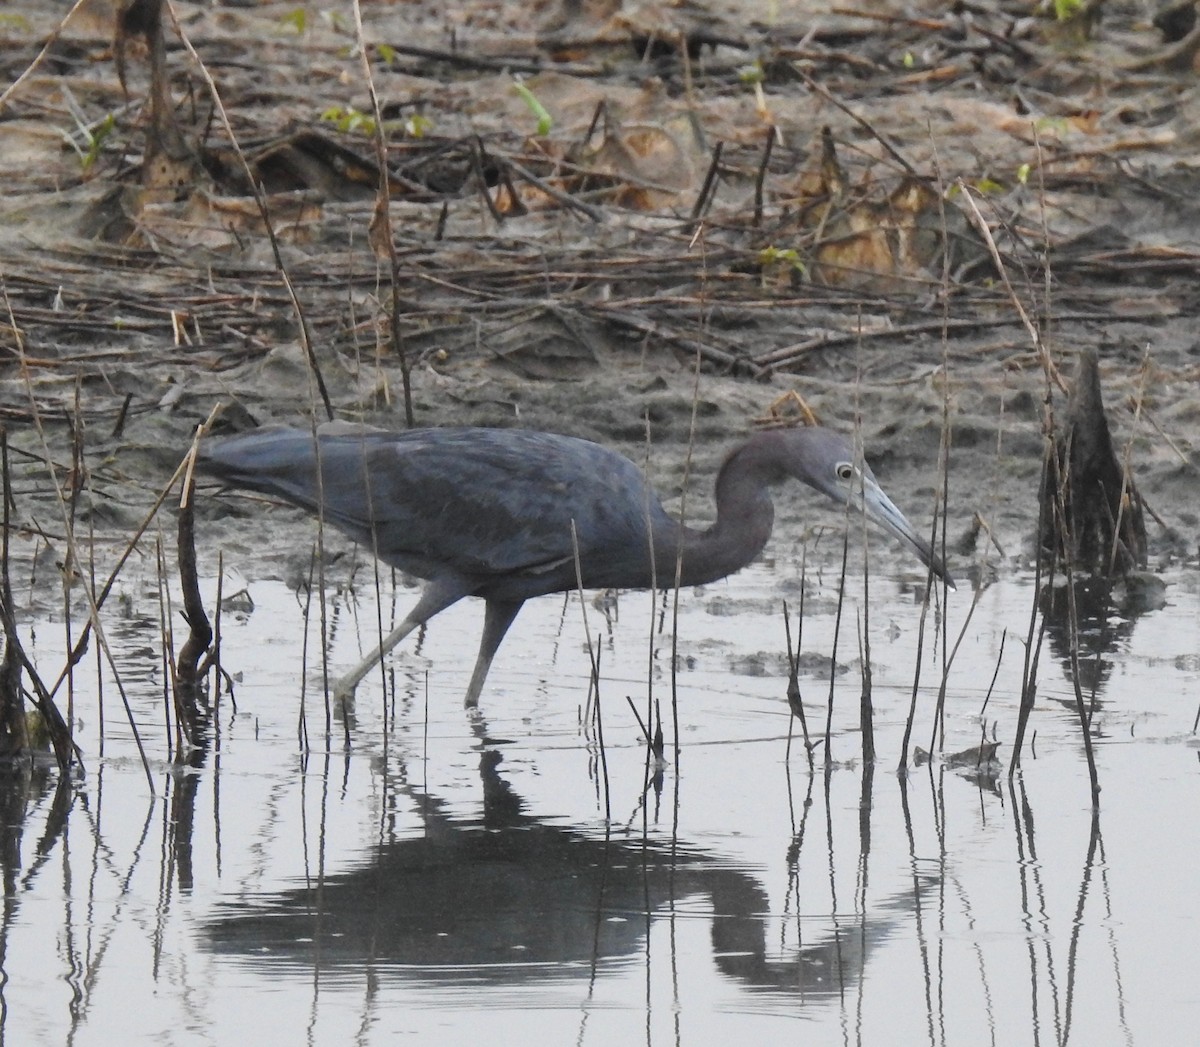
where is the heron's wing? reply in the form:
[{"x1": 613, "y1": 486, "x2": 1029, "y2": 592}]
[
  {"x1": 353, "y1": 429, "x2": 665, "y2": 580},
  {"x1": 201, "y1": 427, "x2": 668, "y2": 583}
]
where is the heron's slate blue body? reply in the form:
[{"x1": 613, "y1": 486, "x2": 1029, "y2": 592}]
[{"x1": 200, "y1": 423, "x2": 951, "y2": 704}]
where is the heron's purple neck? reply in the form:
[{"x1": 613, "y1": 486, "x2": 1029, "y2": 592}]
[{"x1": 660, "y1": 432, "x2": 785, "y2": 588}]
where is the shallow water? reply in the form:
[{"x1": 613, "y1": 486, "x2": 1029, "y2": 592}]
[{"x1": 3, "y1": 554, "x2": 1199, "y2": 1046}]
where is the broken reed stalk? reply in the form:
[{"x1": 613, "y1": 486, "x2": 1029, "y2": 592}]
[
  {"x1": 308, "y1": 440, "x2": 332, "y2": 738},
  {"x1": 571, "y1": 520, "x2": 610, "y2": 821},
  {"x1": 782, "y1": 578, "x2": 814, "y2": 758},
  {"x1": 847, "y1": 357, "x2": 875, "y2": 764},
  {"x1": 927, "y1": 586, "x2": 984, "y2": 755},
  {"x1": 1046, "y1": 445, "x2": 1102, "y2": 808},
  {"x1": 858, "y1": 596, "x2": 874, "y2": 764},
  {"x1": 898, "y1": 562, "x2": 935, "y2": 774},
  {"x1": 86, "y1": 519, "x2": 106, "y2": 753},
  {"x1": 0, "y1": 428, "x2": 33, "y2": 757},
  {"x1": 64, "y1": 383, "x2": 85, "y2": 749},
  {"x1": 349, "y1": 423, "x2": 394, "y2": 729},
  {"x1": 212, "y1": 549, "x2": 231, "y2": 715},
  {"x1": 1011, "y1": 443, "x2": 1054, "y2": 777},
  {"x1": 640, "y1": 414, "x2": 660, "y2": 775},
  {"x1": 824, "y1": 525, "x2": 851, "y2": 762},
  {"x1": 155, "y1": 535, "x2": 176, "y2": 757},
  {"x1": 897, "y1": 417, "x2": 950, "y2": 771},
  {"x1": 174, "y1": 440, "x2": 212, "y2": 736},
  {"x1": 297, "y1": 545, "x2": 318, "y2": 753},
  {"x1": 753, "y1": 126, "x2": 775, "y2": 228},
  {"x1": 978, "y1": 628, "x2": 1007, "y2": 724},
  {"x1": 935, "y1": 341, "x2": 953, "y2": 750},
  {"x1": 624, "y1": 694, "x2": 665, "y2": 810},
  {"x1": 666, "y1": 347, "x2": 707, "y2": 770},
  {"x1": 686, "y1": 140, "x2": 724, "y2": 232},
  {"x1": 1108, "y1": 349, "x2": 1152, "y2": 574}
]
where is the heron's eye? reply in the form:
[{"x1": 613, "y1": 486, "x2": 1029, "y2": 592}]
[{"x1": 835, "y1": 462, "x2": 854, "y2": 482}]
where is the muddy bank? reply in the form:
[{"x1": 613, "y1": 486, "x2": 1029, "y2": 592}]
[{"x1": 0, "y1": 0, "x2": 1197, "y2": 592}]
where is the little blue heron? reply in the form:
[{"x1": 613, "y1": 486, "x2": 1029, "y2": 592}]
[{"x1": 199, "y1": 423, "x2": 953, "y2": 704}]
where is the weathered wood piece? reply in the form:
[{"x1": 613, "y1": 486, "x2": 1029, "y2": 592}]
[{"x1": 1040, "y1": 350, "x2": 1147, "y2": 575}]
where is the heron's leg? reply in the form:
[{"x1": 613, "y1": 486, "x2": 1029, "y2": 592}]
[
  {"x1": 463, "y1": 599, "x2": 523, "y2": 708},
  {"x1": 332, "y1": 577, "x2": 472, "y2": 700}
]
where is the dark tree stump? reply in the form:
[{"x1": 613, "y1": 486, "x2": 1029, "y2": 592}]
[{"x1": 1040, "y1": 350, "x2": 1147, "y2": 576}]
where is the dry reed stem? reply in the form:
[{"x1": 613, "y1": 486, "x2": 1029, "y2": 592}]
[
  {"x1": 955, "y1": 180, "x2": 1066, "y2": 395},
  {"x1": 570, "y1": 520, "x2": 609, "y2": 821},
  {"x1": 168, "y1": 2, "x2": 333, "y2": 422},
  {"x1": 350, "y1": 0, "x2": 416, "y2": 427}
]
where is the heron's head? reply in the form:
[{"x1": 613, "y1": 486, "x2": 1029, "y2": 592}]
[{"x1": 778, "y1": 427, "x2": 956, "y2": 590}]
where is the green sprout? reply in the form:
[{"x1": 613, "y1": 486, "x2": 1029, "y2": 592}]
[
  {"x1": 758, "y1": 246, "x2": 803, "y2": 267},
  {"x1": 59, "y1": 86, "x2": 117, "y2": 173},
  {"x1": 279, "y1": 8, "x2": 306, "y2": 33},
  {"x1": 1033, "y1": 115, "x2": 1070, "y2": 136},
  {"x1": 738, "y1": 61, "x2": 765, "y2": 85},
  {"x1": 512, "y1": 80, "x2": 552, "y2": 136},
  {"x1": 403, "y1": 114, "x2": 433, "y2": 138},
  {"x1": 757, "y1": 246, "x2": 806, "y2": 275},
  {"x1": 321, "y1": 104, "x2": 377, "y2": 136},
  {"x1": 80, "y1": 113, "x2": 116, "y2": 172},
  {"x1": 320, "y1": 104, "x2": 433, "y2": 139}
]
